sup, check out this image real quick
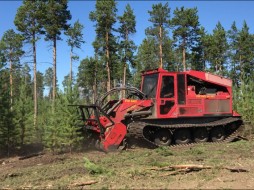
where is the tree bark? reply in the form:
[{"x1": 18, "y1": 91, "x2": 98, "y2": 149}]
[
  {"x1": 10, "y1": 58, "x2": 13, "y2": 111},
  {"x1": 159, "y1": 25, "x2": 163, "y2": 69},
  {"x1": 53, "y1": 37, "x2": 57, "y2": 102},
  {"x1": 93, "y1": 60, "x2": 98, "y2": 104},
  {"x1": 182, "y1": 38, "x2": 186, "y2": 71},
  {"x1": 122, "y1": 64, "x2": 126, "y2": 98},
  {"x1": 92, "y1": 72, "x2": 97, "y2": 104},
  {"x1": 219, "y1": 60, "x2": 223, "y2": 74},
  {"x1": 33, "y1": 31, "x2": 38, "y2": 135},
  {"x1": 122, "y1": 29, "x2": 129, "y2": 98},
  {"x1": 240, "y1": 54, "x2": 243, "y2": 83},
  {"x1": 106, "y1": 31, "x2": 111, "y2": 101}
]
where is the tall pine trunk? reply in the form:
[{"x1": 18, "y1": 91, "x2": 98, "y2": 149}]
[
  {"x1": 240, "y1": 54, "x2": 243, "y2": 83},
  {"x1": 182, "y1": 38, "x2": 186, "y2": 71},
  {"x1": 215, "y1": 61, "x2": 218, "y2": 72},
  {"x1": 93, "y1": 57, "x2": 98, "y2": 104},
  {"x1": 33, "y1": 32, "x2": 38, "y2": 135},
  {"x1": 10, "y1": 58, "x2": 13, "y2": 110},
  {"x1": 159, "y1": 25, "x2": 163, "y2": 69},
  {"x1": 203, "y1": 54, "x2": 206, "y2": 71},
  {"x1": 122, "y1": 64, "x2": 126, "y2": 98},
  {"x1": 70, "y1": 48, "x2": 73, "y2": 84},
  {"x1": 93, "y1": 77, "x2": 97, "y2": 104},
  {"x1": 219, "y1": 63, "x2": 222, "y2": 74},
  {"x1": 106, "y1": 31, "x2": 111, "y2": 101},
  {"x1": 122, "y1": 30, "x2": 128, "y2": 98},
  {"x1": 53, "y1": 37, "x2": 57, "y2": 102}
]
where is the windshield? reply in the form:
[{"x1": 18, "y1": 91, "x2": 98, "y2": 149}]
[{"x1": 142, "y1": 74, "x2": 158, "y2": 98}]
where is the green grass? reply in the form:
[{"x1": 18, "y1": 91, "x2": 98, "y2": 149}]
[
  {"x1": 155, "y1": 146, "x2": 174, "y2": 156},
  {"x1": 84, "y1": 157, "x2": 107, "y2": 175}
]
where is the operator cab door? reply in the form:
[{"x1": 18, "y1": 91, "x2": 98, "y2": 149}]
[{"x1": 157, "y1": 74, "x2": 175, "y2": 118}]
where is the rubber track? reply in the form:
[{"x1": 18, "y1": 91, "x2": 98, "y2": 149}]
[{"x1": 127, "y1": 117, "x2": 243, "y2": 148}]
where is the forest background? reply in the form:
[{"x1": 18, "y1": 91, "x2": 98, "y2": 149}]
[{"x1": 0, "y1": 0, "x2": 253, "y2": 156}]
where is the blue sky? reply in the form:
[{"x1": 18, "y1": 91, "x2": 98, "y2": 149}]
[{"x1": 1, "y1": 1, "x2": 254, "y2": 90}]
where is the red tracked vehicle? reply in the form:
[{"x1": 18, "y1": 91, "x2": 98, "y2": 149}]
[{"x1": 75, "y1": 68, "x2": 243, "y2": 151}]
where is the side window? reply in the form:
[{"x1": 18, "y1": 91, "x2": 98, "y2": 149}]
[
  {"x1": 142, "y1": 74, "x2": 158, "y2": 98},
  {"x1": 160, "y1": 76, "x2": 174, "y2": 98}
]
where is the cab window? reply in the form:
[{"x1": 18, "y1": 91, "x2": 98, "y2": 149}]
[
  {"x1": 160, "y1": 76, "x2": 174, "y2": 98},
  {"x1": 142, "y1": 74, "x2": 158, "y2": 98}
]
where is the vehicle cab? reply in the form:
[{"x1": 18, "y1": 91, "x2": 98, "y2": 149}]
[
  {"x1": 141, "y1": 68, "x2": 233, "y2": 119},
  {"x1": 141, "y1": 68, "x2": 179, "y2": 118}
]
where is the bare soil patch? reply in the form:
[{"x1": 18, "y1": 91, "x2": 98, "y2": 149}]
[{"x1": 1, "y1": 140, "x2": 254, "y2": 189}]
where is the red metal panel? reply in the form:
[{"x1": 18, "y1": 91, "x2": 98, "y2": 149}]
[
  {"x1": 179, "y1": 107, "x2": 199, "y2": 115},
  {"x1": 186, "y1": 70, "x2": 232, "y2": 87},
  {"x1": 218, "y1": 100, "x2": 231, "y2": 112},
  {"x1": 204, "y1": 99, "x2": 231, "y2": 114},
  {"x1": 205, "y1": 99, "x2": 218, "y2": 113},
  {"x1": 205, "y1": 73, "x2": 232, "y2": 87},
  {"x1": 188, "y1": 99, "x2": 202, "y2": 104}
]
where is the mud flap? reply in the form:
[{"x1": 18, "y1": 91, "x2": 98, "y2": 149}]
[{"x1": 101, "y1": 122, "x2": 127, "y2": 152}]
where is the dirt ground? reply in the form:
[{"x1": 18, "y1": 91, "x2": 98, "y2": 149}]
[{"x1": 0, "y1": 139, "x2": 254, "y2": 189}]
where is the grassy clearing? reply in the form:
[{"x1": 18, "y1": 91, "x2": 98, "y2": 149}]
[{"x1": 1, "y1": 140, "x2": 254, "y2": 189}]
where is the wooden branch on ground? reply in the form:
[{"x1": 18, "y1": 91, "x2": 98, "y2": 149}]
[
  {"x1": 71, "y1": 180, "x2": 98, "y2": 187},
  {"x1": 170, "y1": 164, "x2": 213, "y2": 170},
  {"x1": 236, "y1": 135, "x2": 249, "y2": 141},
  {"x1": 19, "y1": 152, "x2": 44, "y2": 160},
  {"x1": 159, "y1": 168, "x2": 190, "y2": 177},
  {"x1": 223, "y1": 167, "x2": 248, "y2": 173},
  {"x1": 149, "y1": 164, "x2": 212, "y2": 171},
  {"x1": 148, "y1": 164, "x2": 249, "y2": 176}
]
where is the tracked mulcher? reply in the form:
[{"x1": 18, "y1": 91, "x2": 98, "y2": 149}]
[{"x1": 75, "y1": 68, "x2": 243, "y2": 151}]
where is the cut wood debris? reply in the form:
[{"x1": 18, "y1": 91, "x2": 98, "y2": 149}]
[
  {"x1": 148, "y1": 164, "x2": 249, "y2": 176},
  {"x1": 18, "y1": 152, "x2": 45, "y2": 160},
  {"x1": 70, "y1": 180, "x2": 98, "y2": 187}
]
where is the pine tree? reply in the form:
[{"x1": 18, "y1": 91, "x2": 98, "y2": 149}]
[
  {"x1": 44, "y1": 67, "x2": 54, "y2": 100},
  {"x1": 0, "y1": 66, "x2": 16, "y2": 156},
  {"x1": 162, "y1": 36, "x2": 175, "y2": 71},
  {"x1": 36, "y1": 71, "x2": 44, "y2": 99},
  {"x1": 238, "y1": 21, "x2": 254, "y2": 81},
  {"x1": 199, "y1": 27, "x2": 210, "y2": 71},
  {"x1": 90, "y1": 0, "x2": 118, "y2": 99},
  {"x1": 13, "y1": 73, "x2": 33, "y2": 145},
  {"x1": 171, "y1": 7, "x2": 200, "y2": 71},
  {"x1": 134, "y1": 37, "x2": 159, "y2": 87},
  {"x1": 37, "y1": 98, "x2": 51, "y2": 144},
  {"x1": 0, "y1": 29, "x2": 24, "y2": 109},
  {"x1": 190, "y1": 27, "x2": 206, "y2": 71},
  {"x1": 228, "y1": 21, "x2": 254, "y2": 83},
  {"x1": 118, "y1": 4, "x2": 137, "y2": 95},
  {"x1": 77, "y1": 57, "x2": 104, "y2": 103},
  {"x1": 43, "y1": 84, "x2": 82, "y2": 153},
  {"x1": 233, "y1": 77, "x2": 254, "y2": 135},
  {"x1": 65, "y1": 20, "x2": 85, "y2": 85},
  {"x1": 0, "y1": 41, "x2": 6, "y2": 64},
  {"x1": 60, "y1": 84, "x2": 83, "y2": 153},
  {"x1": 42, "y1": 103, "x2": 60, "y2": 153},
  {"x1": 228, "y1": 21, "x2": 240, "y2": 84},
  {"x1": 42, "y1": 0, "x2": 71, "y2": 102},
  {"x1": 137, "y1": 37, "x2": 159, "y2": 70},
  {"x1": 14, "y1": 0, "x2": 45, "y2": 135},
  {"x1": 146, "y1": 2, "x2": 170, "y2": 69},
  {"x1": 208, "y1": 22, "x2": 228, "y2": 74}
]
